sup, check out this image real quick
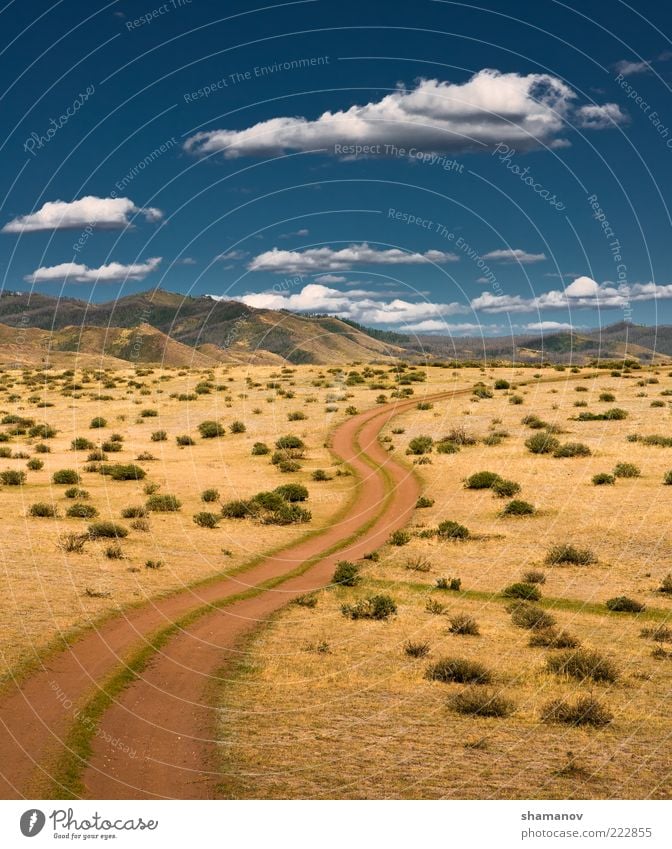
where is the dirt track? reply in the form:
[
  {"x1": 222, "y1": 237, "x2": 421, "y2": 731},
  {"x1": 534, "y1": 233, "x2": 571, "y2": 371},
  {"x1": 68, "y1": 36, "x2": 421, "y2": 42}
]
[{"x1": 0, "y1": 389, "x2": 458, "y2": 800}]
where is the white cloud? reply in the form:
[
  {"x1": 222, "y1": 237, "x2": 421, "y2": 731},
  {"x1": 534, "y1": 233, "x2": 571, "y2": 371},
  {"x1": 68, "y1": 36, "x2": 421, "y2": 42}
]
[
  {"x1": 25, "y1": 257, "x2": 161, "y2": 283},
  {"x1": 564, "y1": 275, "x2": 600, "y2": 297},
  {"x1": 575, "y1": 103, "x2": 627, "y2": 129},
  {"x1": 176, "y1": 257, "x2": 197, "y2": 265},
  {"x1": 279, "y1": 228, "x2": 310, "y2": 239},
  {"x1": 401, "y1": 319, "x2": 484, "y2": 334},
  {"x1": 614, "y1": 59, "x2": 650, "y2": 76},
  {"x1": 185, "y1": 70, "x2": 624, "y2": 159},
  {"x1": 248, "y1": 243, "x2": 459, "y2": 273},
  {"x1": 525, "y1": 321, "x2": 575, "y2": 331},
  {"x1": 482, "y1": 248, "x2": 546, "y2": 264},
  {"x1": 315, "y1": 274, "x2": 347, "y2": 283},
  {"x1": 2, "y1": 196, "x2": 162, "y2": 233},
  {"x1": 212, "y1": 281, "x2": 467, "y2": 326},
  {"x1": 215, "y1": 250, "x2": 248, "y2": 262}
]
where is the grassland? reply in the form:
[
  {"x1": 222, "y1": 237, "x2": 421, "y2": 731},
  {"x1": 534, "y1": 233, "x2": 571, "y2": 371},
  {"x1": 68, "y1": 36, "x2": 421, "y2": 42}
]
[{"x1": 214, "y1": 363, "x2": 672, "y2": 799}]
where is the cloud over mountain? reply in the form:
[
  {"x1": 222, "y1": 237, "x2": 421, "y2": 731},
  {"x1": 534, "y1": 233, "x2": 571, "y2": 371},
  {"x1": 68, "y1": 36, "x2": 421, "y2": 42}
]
[
  {"x1": 25, "y1": 257, "x2": 161, "y2": 283},
  {"x1": 248, "y1": 243, "x2": 459, "y2": 273},
  {"x1": 2, "y1": 196, "x2": 163, "y2": 233}
]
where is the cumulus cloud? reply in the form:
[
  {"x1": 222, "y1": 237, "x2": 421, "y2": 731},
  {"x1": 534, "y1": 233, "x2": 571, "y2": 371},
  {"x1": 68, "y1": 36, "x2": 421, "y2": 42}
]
[
  {"x1": 184, "y1": 69, "x2": 625, "y2": 159},
  {"x1": 25, "y1": 257, "x2": 161, "y2": 283},
  {"x1": 212, "y1": 281, "x2": 467, "y2": 326},
  {"x1": 525, "y1": 321, "x2": 575, "y2": 331},
  {"x1": 315, "y1": 274, "x2": 347, "y2": 283},
  {"x1": 3, "y1": 196, "x2": 162, "y2": 233},
  {"x1": 248, "y1": 243, "x2": 459, "y2": 273},
  {"x1": 482, "y1": 248, "x2": 547, "y2": 264},
  {"x1": 575, "y1": 103, "x2": 627, "y2": 129}
]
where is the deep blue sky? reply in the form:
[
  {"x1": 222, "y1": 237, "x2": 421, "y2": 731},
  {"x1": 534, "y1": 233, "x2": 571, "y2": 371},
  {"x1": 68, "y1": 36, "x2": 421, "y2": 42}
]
[{"x1": 1, "y1": 0, "x2": 672, "y2": 335}]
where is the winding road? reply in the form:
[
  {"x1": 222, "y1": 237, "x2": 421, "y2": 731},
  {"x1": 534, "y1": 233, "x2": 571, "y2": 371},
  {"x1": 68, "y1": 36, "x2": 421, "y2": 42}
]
[{"x1": 0, "y1": 388, "x2": 463, "y2": 800}]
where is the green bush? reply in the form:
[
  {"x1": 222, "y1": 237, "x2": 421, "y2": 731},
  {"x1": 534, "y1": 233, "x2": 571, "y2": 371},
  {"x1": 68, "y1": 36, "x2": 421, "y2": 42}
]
[
  {"x1": 87, "y1": 521, "x2": 129, "y2": 539},
  {"x1": 404, "y1": 640, "x2": 430, "y2": 658},
  {"x1": 494, "y1": 379, "x2": 510, "y2": 389},
  {"x1": 436, "y1": 441, "x2": 459, "y2": 454},
  {"x1": 606, "y1": 596, "x2": 645, "y2": 613},
  {"x1": 29, "y1": 502, "x2": 58, "y2": 517},
  {"x1": 522, "y1": 569, "x2": 546, "y2": 584},
  {"x1": 52, "y1": 469, "x2": 80, "y2": 485},
  {"x1": 491, "y1": 478, "x2": 520, "y2": 498},
  {"x1": 140, "y1": 409, "x2": 158, "y2": 418},
  {"x1": 554, "y1": 442, "x2": 592, "y2": 458},
  {"x1": 105, "y1": 543, "x2": 124, "y2": 559},
  {"x1": 274, "y1": 483, "x2": 309, "y2": 502},
  {"x1": 287, "y1": 411, "x2": 306, "y2": 421},
  {"x1": 389, "y1": 529, "x2": 411, "y2": 546},
  {"x1": 525, "y1": 432, "x2": 560, "y2": 454},
  {"x1": 252, "y1": 442, "x2": 270, "y2": 455},
  {"x1": 221, "y1": 499, "x2": 250, "y2": 519},
  {"x1": 146, "y1": 494, "x2": 181, "y2": 512},
  {"x1": 592, "y1": 472, "x2": 615, "y2": 486},
  {"x1": 150, "y1": 430, "x2": 167, "y2": 442},
  {"x1": 176, "y1": 435, "x2": 195, "y2": 446},
  {"x1": 528, "y1": 628, "x2": 580, "y2": 648},
  {"x1": 407, "y1": 435, "x2": 433, "y2": 455},
  {"x1": 71, "y1": 437, "x2": 94, "y2": 451},
  {"x1": 90, "y1": 417, "x2": 107, "y2": 428},
  {"x1": 0, "y1": 469, "x2": 26, "y2": 486},
  {"x1": 545, "y1": 543, "x2": 596, "y2": 565},
  {"x1": 546, "y1": 649, "x2": 617, "y2": 683},
  {"x1": 312, "y1": 468, "x2": 331, "y2": 481},
  {"x1": 449, "y1": 688, "x2": 514, "y2": 717},
  {"x1": 425, "y1": 657, "x2": 491, "y2": 684},
  {"x1": 332, "y1": 560, "x2": 360, "y2": 587},
  {"x1": 121, "y1": 506, "x2": 148, "y2": 518},
  {"x1": 64, "y1": 486, "x2": 88, "y2": 499},
  {"x1": 101, "y1": 440, "x2": 122, "y2": 452},
  {"x1": 87, "y1": 449, "x2": 107, "y2": 462},
  {"x1": 201, "y1": 488, "x2": 219, "y2": 503},
  {"x1": 193, "y1": 511, "x2": 220, "y2": 528},
  {"x1": 501, "y1": 500, "x2": 535, "y2": 516},
  {"x1": 27, "y1": 458, "x2": 44, "y2": 471},
  {"x1": 198, "y1": 420, "x2": 225, "y2": 438},
  {"x1": 509, "y1": 395, "x2": 523, "y2": 405},
  {"x1": 230, "y1": 420, "x2": 246, "y2": 433},
  {"x1": 599, "y1": 392, "x2": 615, "y2": 402},
  {"x1": 464, "y1": 471, "x2": 500, "y2": 489},
  {"x1": 503, "y1": 582, "x2": 541, "y2": 601},
  {"x1": 66, "y1": 503, "x2": 98, "y2": 519},
  {"x1": 541, "y1": 696, "x2": 612, "y2": 727},
  {"x1": 613, "y1": 462, "x2": 640, "y2": 478},
  {"x1": 437, "y1": 520, "x2": 470, "y2": 540},
  {"x1": 508, "y1": 602, "x2": 556, "y2": 630},
  {"x1": 341, "y1": 594, "x2": 397, "y2": 620},
  {"x1": 448, "y1": 614, "x2": 480, "y2": 635},
  {"x1": 275, "y1": 434, "x2": 305, "y2": 450},
  {"x1": 99, "y1": 463, "x2": 146, "y2": 481},
  {"x1": 415, "y1": 495, "x2": 434, "y2": 508}
]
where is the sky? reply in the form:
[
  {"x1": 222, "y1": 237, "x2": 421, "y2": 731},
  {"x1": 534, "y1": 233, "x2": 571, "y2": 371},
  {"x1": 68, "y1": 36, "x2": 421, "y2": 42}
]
[{"x1": 1, "y1": 0, "x2": 672, "y2": 336}]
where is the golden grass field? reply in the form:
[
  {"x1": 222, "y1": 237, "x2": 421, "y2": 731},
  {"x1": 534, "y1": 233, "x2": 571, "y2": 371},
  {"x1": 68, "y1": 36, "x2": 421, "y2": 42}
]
[
  {"x1": 3, "y1": 359, "x2": 672, "y2": 800},
  {"x1": 212, "y1": 362, "x2": 672, "y2": 799}
]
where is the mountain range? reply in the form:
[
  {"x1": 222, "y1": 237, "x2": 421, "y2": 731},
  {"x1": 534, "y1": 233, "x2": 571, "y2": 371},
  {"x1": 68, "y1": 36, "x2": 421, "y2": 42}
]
[{"x1": 0, "y1": 288, "x2": 670, "y2": 367}]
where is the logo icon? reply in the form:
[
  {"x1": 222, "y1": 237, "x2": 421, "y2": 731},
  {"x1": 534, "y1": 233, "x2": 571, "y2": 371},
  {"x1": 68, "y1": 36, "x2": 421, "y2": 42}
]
[{"x1": 20, "y1": 810, "x2": 46, "y2": 837}]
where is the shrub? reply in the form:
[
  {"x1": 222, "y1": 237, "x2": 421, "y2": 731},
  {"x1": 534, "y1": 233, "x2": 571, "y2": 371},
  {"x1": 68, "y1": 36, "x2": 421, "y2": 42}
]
[
  {"x1": 448, "y1": 614, "x2": 480, "y2": 635},
  {"x1": 221, "y1": 499, "x2": 251, "y2": 519},
  {"x1": 545, "y1": 543, "x2": 596, "y2": 565},
  {"x1": 58, "y1": 532, "x2": 87, "y2": 553},
  {"x1": 389, "y1": 529, "x2": 411, "y2": 546},
  {"x1": 201, "y1": 488, "x2": 219, "y2": 503},
  {"x1": 275, "y1": 434, "x2": 305, "y2": 450},
  {"x1": 193, "y1": 511, "x2": 220, "y2": 528},
  {"x1": 425, "y1": 657, "x2": 491, "y2": 684},
  {"x1": 278, "y1": 459, "x2": 302, "y2": 473},
  {"x1": 121, "y1": 506, "x2": 148, "y2": 519},
  {"x1": 146, "y1": 494, "x2": 181, "y2": 512},
  {"x1": 464, "y1": 471, "x2": 500, "y2": 489},
  {"x1": 522, "y1": 414, "x2": 547, "y2": 429},
  {"x1": 90, "y1": 417, "x2": 107, "y2": 428},
  {"x1": 27, "y1": 458, "x2": 43, "y2": 470},
  {"x1": 87, "y1": 449, "x2": 107, "y2": 462},
  {"x1": 341, "y1": 594, "x2": 397, "y2": 620},
  {"x1": 415, "y1": 495, "x2": 434, "y2": 508},
  {"x1": 528, "y1": 628, "x2": 580, "y2": 648},
  {"x1": 0, "y1": 469, "x2": 26, "y2": 486},
  {"x1": 437, "y1": 520, "x2": 469, "y2": 540},
  {"x1": 404, "y1": 640, "x2": 430, "y2": 658},
  {"x1": 64, "y1": 486, "x2": 88, "y2": 499},
  {"x1": 29, "y1": 502, "x2": 58, "y2": 517},
  {"x1": 230, "y1": 420, "x2": 246, "y2": 433},
  {"x1": 198, "y1": 420, "x2": 225, "y2": 438},
  {"x1": 599, "y1": 392, "x2": 616, "y2": 402},
  {"x1": 332, "y1": 560, "x2": 360, "y2": 586},
  {"x1": 501, "y1": 499, "x2": 535, "y2": 516},
  {"x1": 260, "y1": 503, "x2": 311, "y2": 525},
  {"x1": 274, "y1": 483, "x2": 309, "y2": 502},
  {"x1": 101, "y1": 441, "x2": 122, "y2": 453},
  {"x1": 150, "y1": 430, "x2": 167, "y2": 442},
  {"x1": 509, "y1": 394, "x2": 523, "y2": 404},
  {"x1": 140, "y1": 409, "x2": 158, "y2": 418},
  {"x1": 592, "y1": 472, "x2": 615, "y2": 486},
  {"x1": 145, "y1": 559, "x2": 164, "y2": 569},
  {"x1": 522, "y1": 569, "x2": 546, "y2": 584},
  {"x1": 407, "y1": 435, "x2": 433, "y2": 455},
  {"x1": 494, "y1": 379, "x2": 510, "y2": 389},
  {"x1": 176, "y1": 435, "x2": 195, "y2": 446},
  {"x1": 613, "y1": 462, "x2": 640, "y2": 478},
  {"x1": 66, "y1": 503, "x2": 98, "y2": 519},
  {"x1": 657, "y1": 574, "x2": 672, "y2": 594},
  {"x1": 546, "y1": 649, "x2": 617, "y2": 682},
  {"x1": 541, "y1": 696, "x2": 612, "y2": 727},
  {"x1": 405, "y1": 556, "x2": 431, "y2": 572},
  {"x1": 503, "y1": 582, "x2": 541, "y2": 601},
  {"x1": 52, "y1": 469, "x2": 80, "y2": 485},
  {"x1": 525, "y1": 432, "x2": 560, "y2": 454},
  {"x1": 492, "y1": 478, "x2": 520, "y2": 498},
  {"x1": 449, "y1": 688, "x2": 514, "y2": 717},
  {"x1": 105, "y1": 543, "x2": 124, "y2": 559},
  {"x1": 312, "y1": 468, "x2": 331, "y2": 481},
  {"x1": 436, "y1": 577, "x2": 462, "y2": 591},
  {"x1": 28, "y1": 424, "x2": 57, "y2": 439},
  {"x1": 436, "y1": 441, "x2": 459, "y2": 454},
  {"x1": 130, "y1": 519, "x2": 150, "y2": 532},
  {"x1": 252, "y1": 442, "x2": 270, "y2": 455},
  {"x1": 509, "y1": 602, "x2": 556, "y2": 630},
  {"x1": 71, "y1": 437, "x2": 94, "y2": 451},
  {"x1": 287, "y1": 411, "x2": 306, "y2": 421},
  {"x1": 100, "y1": 463, "x2": 146, "y2": 481},
  {"x1": 34, "y1": 443, "x2": 50, "y2": 453},
  {"x1": 554, "y1": 442, "x2": 592, "y2": 458},
  {"x1": 606, "y1": 595, "x2": 645, "y2": 613},
  {"x1": 87, "y1": 521, "x2": 128, "y2": 539}
]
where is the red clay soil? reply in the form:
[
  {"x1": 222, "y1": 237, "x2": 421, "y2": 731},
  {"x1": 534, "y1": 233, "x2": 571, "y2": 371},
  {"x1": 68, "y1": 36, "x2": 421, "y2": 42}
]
[{"x1": 0, "y1": 389, "x2": 460, "y2": 800}]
